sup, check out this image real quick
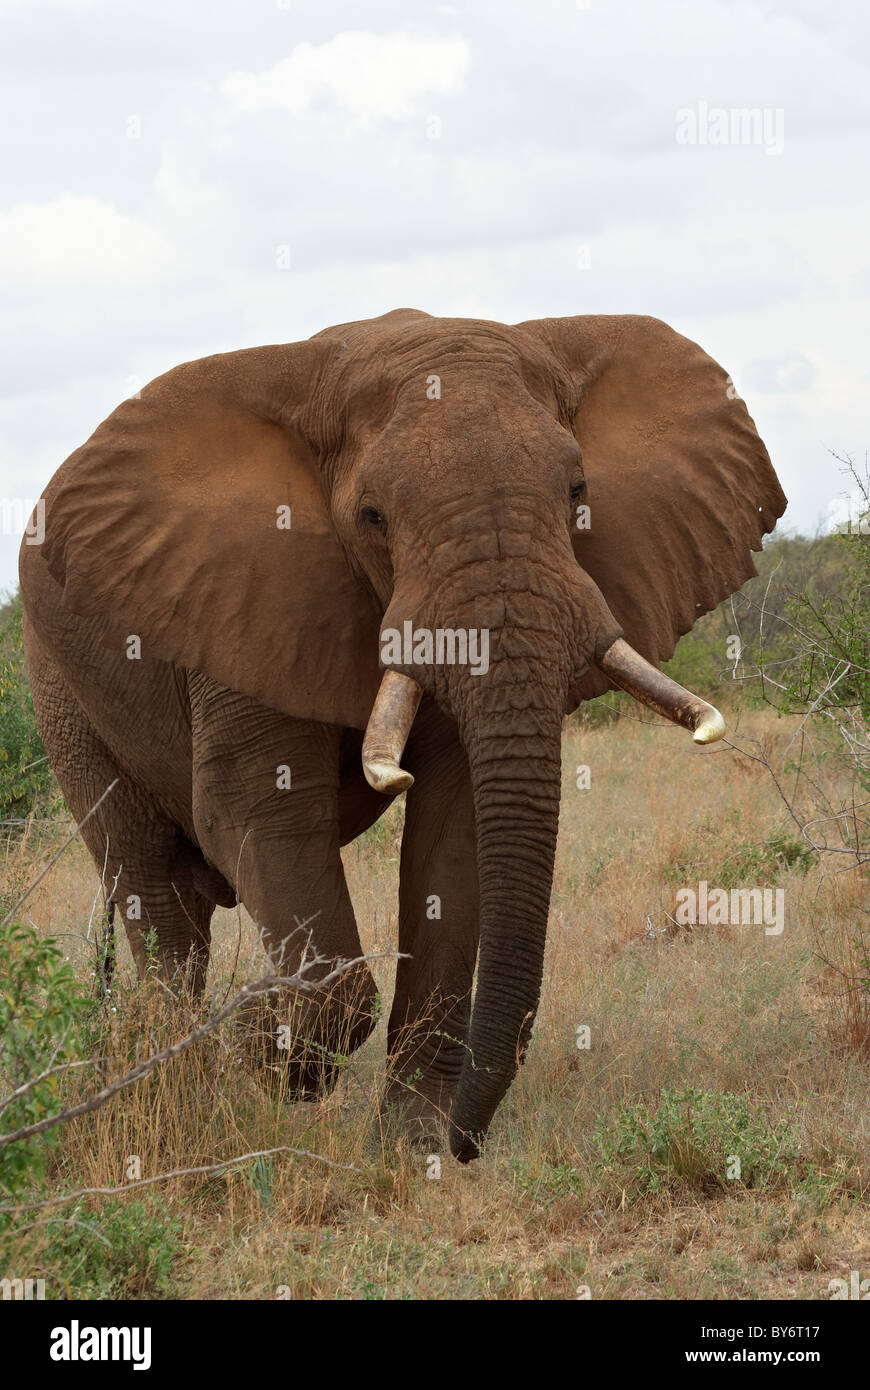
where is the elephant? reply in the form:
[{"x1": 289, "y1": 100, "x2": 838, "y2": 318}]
[{"x1": 19, "y1": 308, "x2": 786, "y2": 1162}]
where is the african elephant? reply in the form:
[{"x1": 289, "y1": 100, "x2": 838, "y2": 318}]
[{"x1": 19, "y1": 308, "x2": 786, "y2": 1161}]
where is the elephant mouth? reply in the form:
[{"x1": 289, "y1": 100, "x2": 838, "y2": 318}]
[{"x1": 361, "y1": 638, "x2": 725, "y2": 793}]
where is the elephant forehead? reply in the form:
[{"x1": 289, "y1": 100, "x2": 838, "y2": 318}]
[
  {"x1": 323, "y1": 317, "x2": 568, "y2": 414},
  {"x1": 359, "y1": 401, "x2": 579, "y2": 499}
]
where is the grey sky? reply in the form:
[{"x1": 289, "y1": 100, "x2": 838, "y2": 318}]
[{"x1": 1, "y1": 0, "x2": 868, "y2": 593}]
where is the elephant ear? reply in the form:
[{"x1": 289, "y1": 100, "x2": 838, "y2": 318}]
[
  {"x1": 516, "y1": 314, "x2": 787, "y2": 683},
  {"x1": 29, "y1": 342, "x2": 382, "y2": 729}
]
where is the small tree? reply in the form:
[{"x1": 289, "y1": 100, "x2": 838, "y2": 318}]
[{"x1": 774, "y1": 453, "x2": 870, "y2": 798}]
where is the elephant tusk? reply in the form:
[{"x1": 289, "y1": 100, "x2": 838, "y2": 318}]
[
  {"x1": 362, "y1": 670, "x2": 423, "y2": 794},
  {"x1": 597, "y1": 637, "x2": 726, "y2": 744}
]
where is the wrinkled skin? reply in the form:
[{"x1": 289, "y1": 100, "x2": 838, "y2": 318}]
[{"x1": 19, "y1": 309, "x2": 786, "y2": 1161}]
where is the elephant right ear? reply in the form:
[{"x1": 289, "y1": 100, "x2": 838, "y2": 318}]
[
  {"x1": 27, "y1": 342, "x2": 383, "y2": 730},
  {"x1": 515, "y1": 314, "x2": 787, "y2": 674}
]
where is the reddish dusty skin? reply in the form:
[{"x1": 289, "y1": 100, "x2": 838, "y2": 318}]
[{"x1": 20, "y1": 308, "x2": 786, "y2": 1160}]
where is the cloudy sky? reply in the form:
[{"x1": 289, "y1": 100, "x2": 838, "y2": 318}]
[{"x1": 1, "y1": 0, "x2": 868, "y2": 593}]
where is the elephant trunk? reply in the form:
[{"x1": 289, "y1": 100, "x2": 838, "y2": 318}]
[
  {"x1": 448, "y1": 690, "x2": 565, "y2": 1161},
  {"x1": 444, "y1": 628, "x2": 726, "y2": 1161}
]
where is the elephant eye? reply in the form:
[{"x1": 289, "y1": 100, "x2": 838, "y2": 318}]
[
  {"x1": 570, "y1": 477, "x2": 587, "y2": 501},
  {"x1": 360, "y1": 505, "x2": 386, "y2": 531}
]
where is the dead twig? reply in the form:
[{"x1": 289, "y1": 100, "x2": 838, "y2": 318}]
[
  {"x1": 0, "y1": 950, "x2": 405, "y2": 1151},
  {"x1": 0, "y1": 1143, "x2": 363, "y2": 1215}
]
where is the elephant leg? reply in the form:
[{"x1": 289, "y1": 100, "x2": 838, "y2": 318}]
[
  {"x1": 188, "y1": 674, "x2": 378, "y2": 1097},
  {"x1": 25, "y1": 639, "x2": 214, "y2": 992},
  {"x1": 79, "y1": 800, "x2": 214, "y2": 996},
  {"x1": 385, "y1": 702, "x2": 479, "y2": 1139}
]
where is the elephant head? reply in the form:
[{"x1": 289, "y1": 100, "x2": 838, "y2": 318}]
[{"x1": 36, "y1": 308, "x2": 786, "y2": 1160}]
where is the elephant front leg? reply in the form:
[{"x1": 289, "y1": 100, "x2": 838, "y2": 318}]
[
  {"x1": 236, "y1": 831, "x2": 378, "y2": 1099},
  {"x1": 190, "y1": 676, "x2": 378, "y2": 1098},
  {"x1": 386, "y1": 706, "x2": 479, "y2": 1143}
]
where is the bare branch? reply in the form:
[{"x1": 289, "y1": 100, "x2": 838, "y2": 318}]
[
  {"x1": 0, "y1": 950, "x2": 405, "y2": 1151},
  {"x1": 0, "y1": 1143, "x2": 362, "y2": 1215}
]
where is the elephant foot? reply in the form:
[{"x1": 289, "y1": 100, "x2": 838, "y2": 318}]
[
  {"x1": 256, "y1": 1046, "x2": 343, "y2": 1101},
  {"x1": 381, "y1": 1079, "x2": 452, "y2": 1153},
  {"x1": 238, "y1": 971, "x2": 379, "y2": 1101}
]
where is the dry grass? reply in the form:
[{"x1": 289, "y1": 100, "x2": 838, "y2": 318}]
[{"x1": 1, "y1": 704, "x2": 869, "y2": 1299}]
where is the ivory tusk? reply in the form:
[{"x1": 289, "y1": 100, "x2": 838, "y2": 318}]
[
  {"x1": 598, "y1": 637, "x2": 726, "y2": 744},
  {"x1": 362, "y1": 670, "x2": 423, "y2": 794}
]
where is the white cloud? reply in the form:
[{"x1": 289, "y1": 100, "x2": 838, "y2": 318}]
[
  {"x1": 742, "y1": 354, "x2": 817, "y2": 394},
  {"x1": 221, "y1": 29, "x2": 471, "y2": 127},
  {"x1": 0, "y1": 195, "x2": 177, "y2": 291},
  {"x1": 153, "y1": 149, "x2": 226, "y2": 224},
  {"x1": 0, "y1": 0, "x2": 96, "y2": 8}
]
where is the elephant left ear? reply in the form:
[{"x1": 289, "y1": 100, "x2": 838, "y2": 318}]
[
  {"x1": 28, "y1": 341, "x2": 384, "y2": 730},
  {"x1": 515, "y1": 314, "x2": 787, "y2": 670}
]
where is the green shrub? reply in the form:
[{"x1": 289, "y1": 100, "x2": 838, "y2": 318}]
[
  {"x1": 0, "y1": 921, "x2": 95, "y2": 1205},
  {"x1": 29, "y1": 1199, "x2": 181, "y2": 1299},
  {"x1": 0, "y1": 590, "x2": 50, "y2": 821},
  {"x1": 594, "y1": 1087, "x2": 799, "y2": 1196},
  {"x1": 776, "y1": 498, "x2": 870, "y2": 726},
  {"x1": 719, "y1": 833, "x2": 816, "y2": 885},
  {"x1": 664, "y1": 831, "x2": 815, "y2": 887}
]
